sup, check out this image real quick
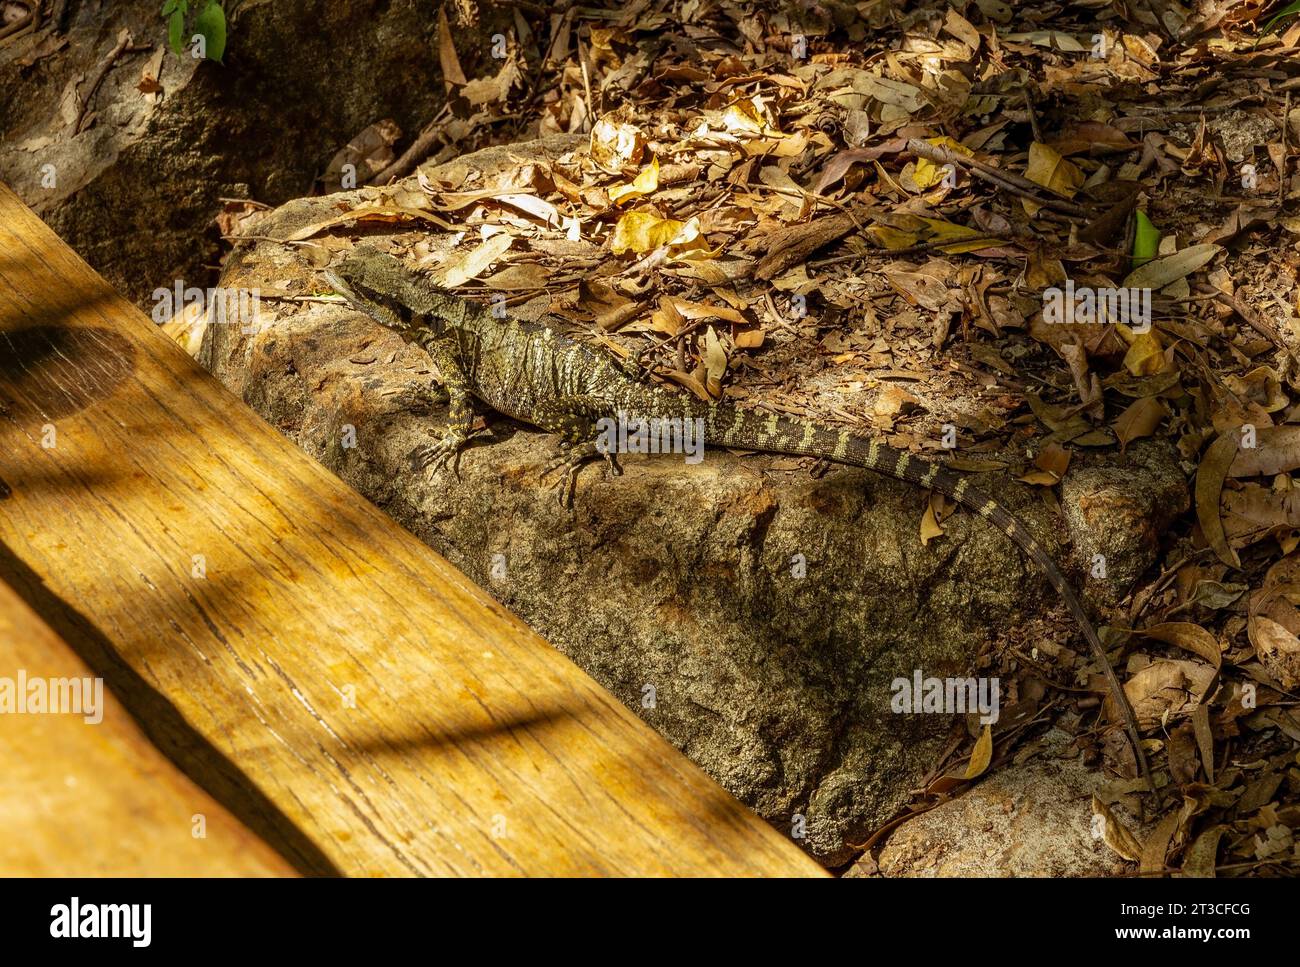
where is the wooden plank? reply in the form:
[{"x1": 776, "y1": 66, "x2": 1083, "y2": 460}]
[
  {"x1": 0, "y1": 579, "x2": 297, "y2": 876},
  {"x1": 0, "y1": 182, "x2": 824, "y2": 877}
]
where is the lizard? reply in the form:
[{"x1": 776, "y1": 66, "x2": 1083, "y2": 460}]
[{"x1": 323, "y1": 245, "x2": 1156, "y2": 801}]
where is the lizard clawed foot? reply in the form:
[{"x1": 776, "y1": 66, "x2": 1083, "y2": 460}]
[
  {"x1": 541, "y1": 442, "x2": 602, "y2": 508},
  {"x1": 411, "y1": 434, "x2": 469, "y2": 479}
]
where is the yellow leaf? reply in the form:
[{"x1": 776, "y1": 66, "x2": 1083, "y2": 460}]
[
  {"x1": 662, "y1": 217, "x2": 719, "y2": 261},
  {"x1": 1122, "y1": 329, "x2": 1167, "y2": 376},
  {"x1": 609, "y1": 157, "x2": 660, "y2": 205},
  {"x1": 964, "y1": 724, "x2": 993, "y2": 779},
  {"x1": 1025, "y1": 141, "x2": 1084, "y2": 198},
  {"x1": 721, "y1": 96, "x2": 774, "y2": 138},
  {"x1": 919, "y1": 498, "x2": 945, "y2": 545},
  {"x1": 611, "y1": 210, "x2": 687, "y2": 255},
  {"x1": 866, "y1": 214, "x2": 993, "y2": 253},
  {"x1": 913, "y1": 136, "x2": 972, "y2": 189}
]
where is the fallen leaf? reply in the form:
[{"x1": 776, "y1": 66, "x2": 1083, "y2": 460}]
[
  {"x1": 964, "y1": 724, "x2": 993, "y2": 779},
  {"x1": 1248, "y1": 616, "x2": 1300, "y2": 690},
  {"x1": 700, "y1": 326, "x2": 728, "y2": 397},
  {"x1": 437, "y1": 7, "x2": 468, "y2": 86},
  {"x1": 610, "y1": 210, "x2": 686, "y2": 255},
  {"x1": 1122, "y1": 244, "x2": 1221, "y2": 290},
  {"x1": 1025, "y1": 141, "x2": 1085, "y2": 198},
  {"x1": 1092, "y1": 795, "x2": 1143, "y2": 861},
  {"x1": 590, "y1": 115, "x2": 645, "y2": 173},
  {"x1": 1183, "y1": 825, "x2": 1225, "y2": 877},
  {"x1": 609, "y1": 157, "x2": 660, "y2": 205},
  {"x1": 1195, "y1": 432, "x2": 1244, "y2": 569},
  {"x1": 432, "y1": 233, "x2": 513, "y2": 288},
  {"x1": 1113, "y1": 396, "x2": 1167, "y2": 449},
  {"x1": 1229, "y1": 425, "x2": 1300, "y2": 477}
]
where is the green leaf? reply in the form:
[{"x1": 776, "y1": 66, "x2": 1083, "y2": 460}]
[
  {"x1": 167, "y1": 9, "x2": 186, "y2": 56},
  {"x1": 194, "y1": 0, "x2": 226, "y2": 63},
  {"x1": 1131, "y1": 210, "x2": 1159, "y2": 269},
  {"x1": 161, "y1": 0, "x2": 186, "y2": 16},
  {"x1": 1262, "y1": 1, "x2": 1300, "y2": 37}
]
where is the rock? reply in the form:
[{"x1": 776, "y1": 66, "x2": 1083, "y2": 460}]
[
  {"x1": 199, "y1": 139, "x2": 1188, "y2": 865},
  {"x1": 0, "y1": 0, "x2": 507, "y2": 305},
  {"x1": 1062, "y1": 439, "x2": 1189, "y2": 609},
  {"x1": 853, "y1": 729, "x2": 1138, "y2": 877}
]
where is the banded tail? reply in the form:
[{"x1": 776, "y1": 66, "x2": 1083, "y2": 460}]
[{"x1": 698, "y1": 402, "x2": 1155, "y2": 797}]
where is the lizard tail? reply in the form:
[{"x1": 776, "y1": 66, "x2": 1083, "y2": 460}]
[{"x1": 701, "y1": 404, "x2": 1155, "y2": 798}]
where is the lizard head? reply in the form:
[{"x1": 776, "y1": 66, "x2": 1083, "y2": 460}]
[{"x1": 324, "y1": 246, "x2": 445, "y2": 343}]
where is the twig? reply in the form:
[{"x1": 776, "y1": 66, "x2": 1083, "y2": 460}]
[
  {"x1": 74, "y1": 30, "x2": 149, "y2": 135},
  {"x1": 1282, "y1": 92, "x2": 1291, "y2": 206},
  {"x1": 906, "y1": 138, "x2": 1091, "y2": 217},
  {"x1": 1200, "y1": 284, "x2": 1300, "y2": 366},
  {"x1": 809, "y1": 233, "x2": 1005, "y2": 269},
  {"x1": 1022, "y1": 87, "x2": 1042, "y2": 143},
  {"x1": 367, "y1": 104, "x2": 452, "y2": 186},
  {"x1": 578, "y1": 38, "x2": 594, "y2": 132}
]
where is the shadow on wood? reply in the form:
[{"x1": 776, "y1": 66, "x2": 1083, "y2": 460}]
[{"x1": 0, "y1": 181, "x2": 825, "y2": 877}]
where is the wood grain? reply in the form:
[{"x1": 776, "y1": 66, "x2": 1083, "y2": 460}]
[
  {"x1": 0, "y1": 579, "x2": 297, "y2": 876},
  {"x1": 0, "y1": 182, "x2": 824, "y2": 877}
]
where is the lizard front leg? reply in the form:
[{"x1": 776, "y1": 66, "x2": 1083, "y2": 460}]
[
  {"x1": 411, "y1": 341, "x2": 478, "y2": 478},
  {"x1": 533, "y1": 395, "x2": 621, "y2": 506}
]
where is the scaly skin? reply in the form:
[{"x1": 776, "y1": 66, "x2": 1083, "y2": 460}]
[{"x1": 324, "y1": 246, "x2": 1156, "y2": 801}]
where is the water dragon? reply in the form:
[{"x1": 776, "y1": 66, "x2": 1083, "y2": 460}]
[{"x1": 323, "y1": 246, "x2": 1155, "y2": 798}]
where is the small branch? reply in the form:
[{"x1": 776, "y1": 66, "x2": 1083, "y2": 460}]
[
  {"x1": 74, "y1": 29, "x2": 150, "y2": 135},
  {"x1": 367, "y1": 105, "x2": 452, "y2": 186},
  {"x1": 906, "y1": 138, "x2": 1091, "y2": 217},
  {"x1": 810, "y1": 233, "x2": 1005, "y2": 269}
]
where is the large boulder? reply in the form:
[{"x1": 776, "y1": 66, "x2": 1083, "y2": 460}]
[{"x1": 200, "y1": 137, "x2": 1188, "y2": 865}]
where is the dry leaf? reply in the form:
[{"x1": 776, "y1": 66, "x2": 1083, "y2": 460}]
[
  {"x1": 609, "y1": 157, "x2": 660, "y2": 205},
  {"x1": 1122, "y1": 244, "x2": 1221, "y2": 290},
  {"x1": 964, "y1": 724, "x2": 993, "y2": 779},
  {"x1": 1092, "y1": 795, "x2": 1143, "y2": 861},
  {"x1": 1195, "y1": 432, "x2": 1243, "y2": 569},
  {"x1": 1183, "y1": 825, "x2": 1225, "y2": 877},
  {"x1": 700, "y1": 326, "x2": 728, "y2": 398},
  {"x1": 437, "y1": 7, "x2": 468, "y2": 86},
  {"x1": 1025, "y1": 142, "x2": 1085, "y2": 198},
  {"x1": 590, "y1": 115, "x2": 645, "y2": 173},
  {"x1": 433, "y1": 233, "x2": 513, "y2": 288},
  {"x1": 1113, "y1": 397, "x2": 1167, "y2": 449},
  {"x1": 1248, "y1": 616, "x2": 1300, "y2": 690}
]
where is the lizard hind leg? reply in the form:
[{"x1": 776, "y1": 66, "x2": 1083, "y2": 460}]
[{"x1": 533, "y1": 395, "x2": 621, "y2": 507}]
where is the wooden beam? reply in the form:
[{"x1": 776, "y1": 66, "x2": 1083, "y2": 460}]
[
  {"x1": 0, "y1": 579, "x2": 297, "y2": 876},
  {"x1": 0, "y1": 182, "x2": 824, "y2": 877}
]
